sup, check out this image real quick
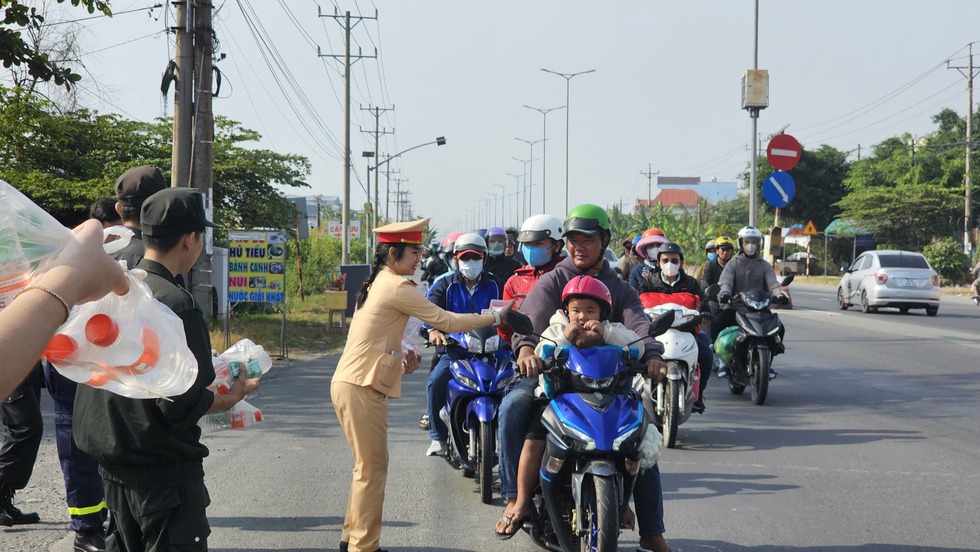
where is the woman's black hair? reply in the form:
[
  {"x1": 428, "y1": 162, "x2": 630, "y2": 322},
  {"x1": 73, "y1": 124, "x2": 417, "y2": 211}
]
[{"x1": 355, "y1": 242, "x2": 411, "y2": 310}]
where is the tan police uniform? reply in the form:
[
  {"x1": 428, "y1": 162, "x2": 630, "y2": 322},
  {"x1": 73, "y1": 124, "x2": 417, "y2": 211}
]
[{"x1": 330, "y1": 219, "x2": 498, "y2": 552}]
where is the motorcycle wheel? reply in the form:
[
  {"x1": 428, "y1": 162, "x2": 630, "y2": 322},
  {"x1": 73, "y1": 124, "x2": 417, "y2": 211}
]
[
  {"x1": 750, "y1": 346, "x2": 770, "y2": 405},
  {"x1": 458, "y1": 437, "x2": 475, "y2": 478},
  {"x1": 479, "y1": 421, "x2": 494, "y2": 505},
  {"x1": 579, "y1": 476, "x2": 619, "y2": 552},
  {"x1": 728, "y1": 366, "x2": 746, "y2": 395},
  {"x1": 663, "y1": 380, "x2": 680, "y2": 449}
]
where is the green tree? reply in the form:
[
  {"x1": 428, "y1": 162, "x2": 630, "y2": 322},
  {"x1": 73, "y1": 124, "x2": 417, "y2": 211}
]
[{"x1": 0, "y1": 0, "x2": 110, "y2": 88}]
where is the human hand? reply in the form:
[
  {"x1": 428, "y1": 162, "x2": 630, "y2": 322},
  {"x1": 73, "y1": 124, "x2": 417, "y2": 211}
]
[
  {"x1": 429, "y1": 329, "x2": 447, "y2": 347},
  {"x1": 774, "y1": 294, "x2": 789, "y2": 305},
  {"x1": 718, "y1": 292, "x2": 731, "y2": 305},
  {"x1": 228, "y1": 369, "x2": 260, "y2": 402},
  {"x1": 497, "y1": 300, "x2": 517, "y2": 324},
  {"x1": 32, "y1": 219, "x2": 129, "y2": 307},
  {"x1": 646, "y1": 358, "x2": 669, "y2": 383},
  {"x1": 563, "y1": 321, "x2": 582, "y2": 341},
  {"x1": 402, "y1": 350, "x2": 421, "y2": 374},
  {"x1": 516, "y1": 347, "x2": 543, "y2": 378},
  {"x1": 583, "y1": 320, "x2": 605, "y2": 337}
]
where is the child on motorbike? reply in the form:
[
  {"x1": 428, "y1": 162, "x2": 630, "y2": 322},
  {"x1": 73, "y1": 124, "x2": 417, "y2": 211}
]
[{"x1": 495, "y1": 275, "x2": 644, "y2": 539}]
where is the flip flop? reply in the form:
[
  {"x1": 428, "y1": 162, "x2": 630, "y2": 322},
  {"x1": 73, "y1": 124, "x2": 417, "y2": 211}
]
[{"x1": 494, "y1": 512, "x2": 525, "y2": 540}]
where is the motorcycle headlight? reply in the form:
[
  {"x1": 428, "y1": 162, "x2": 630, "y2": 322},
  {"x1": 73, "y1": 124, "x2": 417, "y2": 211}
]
[
  {"x1": 580, "y1": 374, "x2": 616, "y2": 391},
  {"x1": 612, "y1": 424, "x2": 640, "y2": 451},
  {"x1": 450, "y1": 362, "x2": 478, "y2": 390},
  {"x1": 495, "y1": 370, "x2": 516, "y2": 389},
  {"x1": 483, "y1": 335, "x2": 500, "y2": 354},
  {"x1": 745, "y1": 296, "x2": 770, "y2": 310},
  {"x1": 464, "y1": 334, "x2": 482, "y2": 354},
  {"x1": 766, "y1": 325, "x2": 780, "y2": 336}
]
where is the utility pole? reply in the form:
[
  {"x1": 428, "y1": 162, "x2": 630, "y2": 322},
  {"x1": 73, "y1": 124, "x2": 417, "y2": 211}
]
[
  {"x1": 949, "y1": 43, "x2": 978, "y2": 256},
  {"x1": 641, "y1": 163, "x2": 659, "y2": 209},
  {"x1": 394, "y1": 178, "x2": 409, "y2": 222},
  {"x1": 384, "y1": 165, "x2": 400, "y2": 222},
  {"x1": 360, "y1": 104, "x2": 394, "y2": 234},
  {"x1": 172, "y1": 0, "x2": 215, "y2": 318},
  {"x1": 318, "y1": 7, "x2": 377, "y2": 264}
]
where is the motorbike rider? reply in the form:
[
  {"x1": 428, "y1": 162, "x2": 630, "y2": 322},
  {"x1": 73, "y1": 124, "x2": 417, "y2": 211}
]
[
  {"x1": 496, "y1": 275, "x2": 644, "y2": 540},
  {"x1": 970, "y1": 274, "x2": 980, "y2": 305},
  {"x1": 637, "y1": 242, "x2": 713, "y2": 413},
  {"x1": 505, "y1": 227, "x2": 527, "y2": 265},
  {"x1": 617, "y1": 235, "x2": 641, "y2": 281},
  {"x1": 485, "y1": 226, "x2": 523, "y2": 283},
  {"x1": 629, "y1": 228, "x2": 670, "y2": 291},
  {"x1": 498, "y1": 204, "x2": 672, "y2": 552},
  {"x1": 701, "y1": 235, "x2": 735, "y2": 299},
  {"x1": 712, "y1": 226, "x2": 789, "y2": 375},
  {"x1": 424, "y1": 233, "x2": 502, "y2": 456},
  {"x1": 420, "y1": 242, "x2": 448, "y2": 287},
  {"x1": 692, "y1": 239, "x2": 716, "y2": 282}
]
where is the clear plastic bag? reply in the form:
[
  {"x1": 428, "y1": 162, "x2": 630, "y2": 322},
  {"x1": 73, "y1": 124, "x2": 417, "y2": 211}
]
[
  {"x1": 0, "y1": 181, "x2": 74, "y2": 311},
  {"x1": 43, "y1": 270, "x2": 199, "y2": 399},
  {"x1": 102, "y1": 225, "x2": 135, "y2": 255},
  {"x1": 209, "y1": 339, "x2": 272, "y2": 395},
  {"x1": 198, "y1": 399, "x2": 264, "y2": 435},
  {"x1": 401, "y1": 317, "x2": 424, "y2": 357}
]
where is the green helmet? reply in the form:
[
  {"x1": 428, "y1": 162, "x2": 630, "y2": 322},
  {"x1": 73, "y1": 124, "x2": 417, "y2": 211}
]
[{"x1": 563, "y1": 204, "x2": 610, "y2": 236}]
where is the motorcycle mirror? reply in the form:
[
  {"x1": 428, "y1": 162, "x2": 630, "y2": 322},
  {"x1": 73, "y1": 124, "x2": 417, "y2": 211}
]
[
  {"x1": 781, "y1": 273, "x2": 795, "y2": 286},
  {"x1": 704, "y1": 284, "x2": 720, "y2": 297},
  {"x1": 647, "y1": 309, "x2": 675, "y2": 338},
  {"x1": 506, "y1": 310, "x2": 534, "y2": 336}
]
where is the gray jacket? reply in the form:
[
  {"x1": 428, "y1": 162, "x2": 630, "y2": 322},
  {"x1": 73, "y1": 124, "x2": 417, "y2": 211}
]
[
  {"x1": 512, "y1": 256, "x2": 664, "y2": 362},
  {"x1": 718, "y1": 253, "x2": 783, "y2": 298}
]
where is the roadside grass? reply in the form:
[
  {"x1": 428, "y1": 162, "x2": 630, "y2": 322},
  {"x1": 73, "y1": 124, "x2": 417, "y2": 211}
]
[{"x1": 208, "y1": 294, "x2": 347, "y2": 360}]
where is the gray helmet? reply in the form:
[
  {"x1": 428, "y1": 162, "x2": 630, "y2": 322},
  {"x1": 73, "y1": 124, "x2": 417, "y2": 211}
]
[{"x1": 453, "y1": 233, "x2": 487, "y2": 256}]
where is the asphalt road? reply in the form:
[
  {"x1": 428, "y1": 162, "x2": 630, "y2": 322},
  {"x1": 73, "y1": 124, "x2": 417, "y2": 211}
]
[{"x1": 4, "y1": 282, "x2": 979, "y2": 551}]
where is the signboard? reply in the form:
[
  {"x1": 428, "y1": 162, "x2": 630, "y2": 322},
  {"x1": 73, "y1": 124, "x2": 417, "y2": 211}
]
[
  {"x1": 763, "y1": 171, "x2": 796, "y2": 208},
  {"x1": 227, "y1": 230, "x2": 286, "y2": 303},
  {"x1": 327, "y1": 220, "x2": 362, "y2": 240},
  {"x1": 766, "y1": 134, "x2": 802, "y2": 171},
  {"x1": 803, "y1": 220, "x2": 819, "y2": 235}
]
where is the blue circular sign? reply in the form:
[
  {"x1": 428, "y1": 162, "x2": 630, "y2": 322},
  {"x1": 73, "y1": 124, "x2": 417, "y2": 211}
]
[{"x1": 763, "y1": 171, "x2": 795, "y2": 208}]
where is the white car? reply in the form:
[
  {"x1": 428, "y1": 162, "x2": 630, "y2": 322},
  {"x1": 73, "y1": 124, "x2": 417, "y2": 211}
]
[{"x1": 837, "y1": 250, "x2": 940, "y2": 316}]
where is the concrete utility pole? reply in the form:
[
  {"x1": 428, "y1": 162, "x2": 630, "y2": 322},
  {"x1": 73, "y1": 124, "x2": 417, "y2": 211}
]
[
  {"x1": 394, "y1": 179, "x2": 409, "y2": 221},
  {"x1": 948, "y1": 43, "x2": 978, "y2": 256},
  {"x1": 318, "y1": 7, "x2": 377, "y2": 264},
  {"x1": 360, "y1": 104, "x2": 394, "y2": 233},
  {"x1": 172, "y1": 0, "x2": 215, "y2": 318},
  {"x1": 641, "y1": 164, "x2": 659, "y2": 208},
  {"x1": 384, "y1": 165, "x2": 400, "y2": 222}
]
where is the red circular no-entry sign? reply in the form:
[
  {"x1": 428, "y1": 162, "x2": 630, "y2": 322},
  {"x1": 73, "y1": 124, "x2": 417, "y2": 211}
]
[{"x1": 766, "y1": 134, "x2": 802, "y2": 171}]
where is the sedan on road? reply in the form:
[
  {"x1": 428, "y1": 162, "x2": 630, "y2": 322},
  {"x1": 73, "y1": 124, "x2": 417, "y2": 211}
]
[{"x1": 837, "y1": 250, "x2": 940, "y2": 315}]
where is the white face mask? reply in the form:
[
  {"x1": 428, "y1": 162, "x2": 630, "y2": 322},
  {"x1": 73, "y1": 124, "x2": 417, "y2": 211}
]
[
  {"x1": 458, "y1": 259, "x2": 483, "y2": 280},
  {"x1": 646, "y1": 246, "x2": 660, "y2": 260},
  {"x1": 743, "y1": 242, "x2": 759, "y2": 256},
  {"x1": 661, "y1": 262, "x2": 680, "y2": 277}
]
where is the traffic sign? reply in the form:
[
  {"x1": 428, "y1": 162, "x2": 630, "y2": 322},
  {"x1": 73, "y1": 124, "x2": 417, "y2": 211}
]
[
  {"x1": 803, "y1": 220, "x2": 818, "y2": 235},
  {"x1": 763, "y1": 171, "x2": 795, "y2": 208},
  {"x1": 766, "y1": 134, "x2": 802, "y2": 171}
]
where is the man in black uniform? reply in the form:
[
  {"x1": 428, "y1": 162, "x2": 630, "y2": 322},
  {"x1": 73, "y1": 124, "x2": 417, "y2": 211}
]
[
  {"x1": 73, "y1": 188, "x2": 257, "y2": 552},
  {"x1": 110, "y1": 166, "x2": 168, "y2": 270},
  {"x1": 0, "y1": 362, "x2": 43, "y2": 527}
]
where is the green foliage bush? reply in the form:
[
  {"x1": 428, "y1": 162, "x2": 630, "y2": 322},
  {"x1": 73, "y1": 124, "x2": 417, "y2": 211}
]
[
  {"x1": 284, "y1": 226, "x2": 367, "y2": 299},
  {"x1": 922, "y1": 237, "x2": 971, "y2": 285}
]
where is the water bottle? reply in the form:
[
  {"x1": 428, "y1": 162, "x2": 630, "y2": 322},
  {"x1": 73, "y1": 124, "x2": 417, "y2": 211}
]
[{"x1": 198, "y1": 411, "x2": 234, "y2": 434}]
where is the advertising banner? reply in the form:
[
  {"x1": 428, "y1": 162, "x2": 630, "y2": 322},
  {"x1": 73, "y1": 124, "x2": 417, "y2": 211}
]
[
  {"x1": 327, "y1": 220, "x2": 362, "y2": 239},
  {"x1": 227, "y1": 230, "x2": 286, "y2": 303}
]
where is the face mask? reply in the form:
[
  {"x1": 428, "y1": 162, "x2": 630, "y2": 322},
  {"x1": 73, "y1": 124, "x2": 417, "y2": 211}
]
[
  {"x1": 488, "y1": 246, "x2": 505, "y2": 256},
  {"x1": 661, "y1": 262, "x2": 680, "y2": 277},
  {"x1": 458, "y1": 259, "x2": 483, "y2": 280},
  {"x1": 707, "y1": 252, "x2": 718, "y2": 261},
  {"x1": 743, "y1": 243, "x2": 759, "y2": 256},
  {"x1": 522, "y1": 244, "x2": 553, "y2": 267},
  {"x1": 646, "y1": 246, "x2": 660, "y2": 260}
]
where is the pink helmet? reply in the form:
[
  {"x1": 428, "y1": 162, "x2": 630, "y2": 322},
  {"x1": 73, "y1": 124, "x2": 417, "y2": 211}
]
[
  {"x1": 635, "y1": 232, "x2": 670, "y2": 260},
  {"x1": 561, "y1": 275, "x2": 613, "y2": 319},
  {"x1": 442, "y1": 231, "x2": 464, "y2": 249}
]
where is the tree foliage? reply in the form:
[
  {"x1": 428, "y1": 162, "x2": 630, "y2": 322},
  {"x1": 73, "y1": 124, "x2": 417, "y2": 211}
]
[{"x1": 0, "y1": 0, "x2": 110, "y2": 89}]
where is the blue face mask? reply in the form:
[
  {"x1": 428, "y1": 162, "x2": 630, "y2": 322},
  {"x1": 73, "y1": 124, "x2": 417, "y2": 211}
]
[
  {"x1": 707, "y1": 252, "x2": 718, "y2": 261},
  {"x1": 521, "y1": 244, "x2": 553, "y2": 267}
]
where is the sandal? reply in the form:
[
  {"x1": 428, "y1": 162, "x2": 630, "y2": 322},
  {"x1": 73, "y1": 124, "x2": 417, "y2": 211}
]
[{"x1": 494, "y1": 512, "x2": 525, "y2": 540}]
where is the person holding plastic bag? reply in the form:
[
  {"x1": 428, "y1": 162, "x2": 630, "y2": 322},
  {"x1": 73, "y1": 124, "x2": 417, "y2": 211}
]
[
  {"x1": 330, "y1": 218, "x2": 517, "y2": 552},
  {"x1": 73, "y1": 188, "x2": 255, "y2": 552}
]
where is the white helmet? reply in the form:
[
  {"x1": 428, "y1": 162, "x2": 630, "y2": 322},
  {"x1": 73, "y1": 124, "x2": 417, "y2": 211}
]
[
  {"x1": 517, "y1": 214, "x2": 564, "y2": 244},
  {"x1": 737, "y1": 225, "x2": 763, "y2": 253},
  {"x1": 453, "y1": 233, "x2": 487, "y2": 255}
]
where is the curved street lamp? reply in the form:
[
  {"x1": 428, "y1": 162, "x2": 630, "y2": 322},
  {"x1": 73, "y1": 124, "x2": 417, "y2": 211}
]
[
  {"x1": 523, "y1": 105, "x2": 564, "y2": 213},
  {"x1": 541, "y1": 68, "x2": 595, "y2": 213},
  {"x1": 367, "y1": 136, "x2": 447, "y2": 242}
]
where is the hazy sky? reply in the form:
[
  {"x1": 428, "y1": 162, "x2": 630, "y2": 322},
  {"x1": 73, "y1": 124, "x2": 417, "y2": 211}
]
[{"x1": 48, "y1": 1, "x2": 980, "y2": 238}]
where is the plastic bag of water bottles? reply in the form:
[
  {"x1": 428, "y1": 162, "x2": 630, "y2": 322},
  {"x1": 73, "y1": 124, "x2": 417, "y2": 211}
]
[
  {"x1": 209, "y1": 339, "x2": 272, "y2": 395},
  {"x1": 0, "y1": 180, "x2": 74, "y2": 312},
  {"x1": 42, "y1": 270, "x2": 198, "y2": 399},
  {"x1": 401, "y1": 317, "x2": 424, "y2": 357},
  {"x1": 198, "y1": 399, "x2": 264, "y2": 435}
]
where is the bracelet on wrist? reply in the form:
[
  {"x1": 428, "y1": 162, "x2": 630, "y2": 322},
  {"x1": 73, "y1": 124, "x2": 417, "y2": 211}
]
[{"x1": 15, "y1": 285, "x2": 71, "y2": 323}]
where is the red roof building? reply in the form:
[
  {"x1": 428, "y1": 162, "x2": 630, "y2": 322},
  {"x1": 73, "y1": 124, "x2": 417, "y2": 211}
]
[{"x1": 635, "y1": 189, "x2": 704, "y2": 216}]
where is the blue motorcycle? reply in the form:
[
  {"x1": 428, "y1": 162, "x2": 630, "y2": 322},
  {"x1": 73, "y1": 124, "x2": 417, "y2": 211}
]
[
  {"x1": 432, "y1": 326, "x2": 517, "y2": 504},
  {"x1": 523, "y1": 311, "x2": 674, "y2": 552}
]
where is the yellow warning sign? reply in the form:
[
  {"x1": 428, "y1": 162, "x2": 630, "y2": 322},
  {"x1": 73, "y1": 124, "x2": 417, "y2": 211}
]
[{"x1": 803, "y1": 220, "x2": 818, "y2": 235}]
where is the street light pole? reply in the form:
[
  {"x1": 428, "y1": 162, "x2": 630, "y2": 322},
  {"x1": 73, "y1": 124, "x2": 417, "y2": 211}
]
[
  {"x1": 512, "y1": 158, "x2": 532, "y2": 221},
  {"x1": 524, "y1": 105, "x2": 564, "y2": 214},
  {"x1": 516, "y1": 137, "x2": 544, "y2": 214},
  {"x1": 507, "y1": 173, "x2": 522, "y2": 223},
  {"x1": 494, "y1": 183, "x2": 507, "y2": 226},
  {"x1": 367, "y1": 136, "x2": 446, "y2": 236},
  {"x1": 541, "y1": 68, "x2": 595, "y2": 214}
]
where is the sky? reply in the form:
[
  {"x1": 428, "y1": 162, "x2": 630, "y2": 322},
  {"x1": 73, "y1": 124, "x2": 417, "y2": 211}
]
[{"x1": 30, "y1": 0, "x2": 980, "y2": 240}]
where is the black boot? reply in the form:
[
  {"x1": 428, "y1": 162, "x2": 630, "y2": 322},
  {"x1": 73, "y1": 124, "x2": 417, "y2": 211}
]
[
  {"x1": 0, "y1": 484, "x2": 40, "y2": 526},
  {"x1": 74, "y1": 529, "x2": 107, "y2": 552}
]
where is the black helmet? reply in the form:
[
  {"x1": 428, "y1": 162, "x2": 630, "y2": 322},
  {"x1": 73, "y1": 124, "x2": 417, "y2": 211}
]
[{"x1": 656, "y1": 241, "x2": 684, "y2": 261}]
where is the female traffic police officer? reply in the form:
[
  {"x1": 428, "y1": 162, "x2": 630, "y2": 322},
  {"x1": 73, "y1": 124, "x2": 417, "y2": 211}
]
[{"x1": 330, "y1": 218, "x2": 515, "y2": 552}]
